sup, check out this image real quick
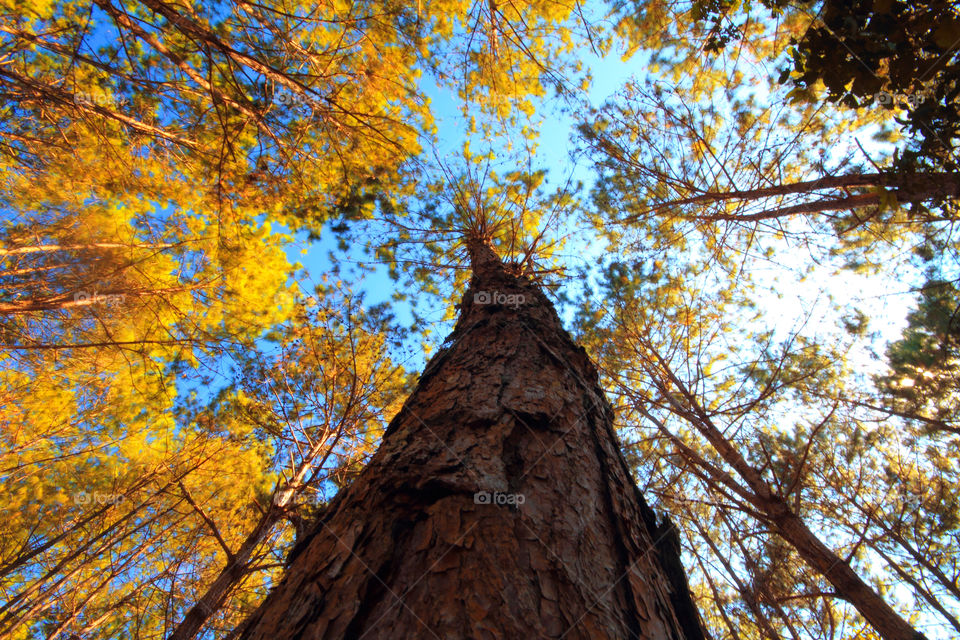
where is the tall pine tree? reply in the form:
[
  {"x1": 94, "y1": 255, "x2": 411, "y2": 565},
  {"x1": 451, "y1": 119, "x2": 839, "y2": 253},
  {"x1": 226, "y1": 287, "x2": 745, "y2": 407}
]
[{"x1": 233, "y1": 235, "x2": 706, "y2": 639}]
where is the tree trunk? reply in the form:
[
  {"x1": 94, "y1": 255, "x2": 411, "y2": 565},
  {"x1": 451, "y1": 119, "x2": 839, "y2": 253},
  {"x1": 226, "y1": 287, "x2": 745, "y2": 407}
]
[
  {"x1": 620, "y1": 170, "x2": 960, "y2": 224},
  {"x1": 233, "y1": 237, "x2": 706, "y2": 639},
  {"x1": 169, "y1": 424, "x2": 351, "y2": 640},
  {"x1": 631, "y1": 342, "x2": 928, "y2": 640},
  {"x1": 167, "y1": 514, "x2": 277, "y2": 640}
]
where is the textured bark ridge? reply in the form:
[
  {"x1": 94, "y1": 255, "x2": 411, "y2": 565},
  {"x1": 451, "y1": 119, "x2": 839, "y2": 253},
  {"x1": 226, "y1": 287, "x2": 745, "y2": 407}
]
[{"x1": 235, "y1": 238, "x2": 706, "y2": 639}]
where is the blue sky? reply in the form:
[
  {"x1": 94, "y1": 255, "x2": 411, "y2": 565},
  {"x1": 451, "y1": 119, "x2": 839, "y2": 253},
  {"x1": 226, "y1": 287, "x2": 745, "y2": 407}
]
[
  {"x1": 273, "y1": 34, "x2": 922, "y2": 390},
  {"x1": 275, "y1": 43, "x2": 658, "y2": 347}
]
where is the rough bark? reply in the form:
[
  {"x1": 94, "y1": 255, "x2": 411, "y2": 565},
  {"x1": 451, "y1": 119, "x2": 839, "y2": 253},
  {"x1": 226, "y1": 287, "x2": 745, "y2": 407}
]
[{"x1": 233, "y1": 238, "x2": 706, "y2": 639}]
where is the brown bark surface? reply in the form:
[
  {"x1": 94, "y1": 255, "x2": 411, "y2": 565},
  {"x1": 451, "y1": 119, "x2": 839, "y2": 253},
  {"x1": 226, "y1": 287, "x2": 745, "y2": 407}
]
[{"x1": 234, "y1": 239, "x2": 705, "y2": 640}]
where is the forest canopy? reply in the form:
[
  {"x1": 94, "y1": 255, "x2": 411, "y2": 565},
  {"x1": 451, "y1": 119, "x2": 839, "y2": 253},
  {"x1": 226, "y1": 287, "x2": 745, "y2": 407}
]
[{"x1": 1, "y1": 0, "x2": 958, "y2": 638}]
